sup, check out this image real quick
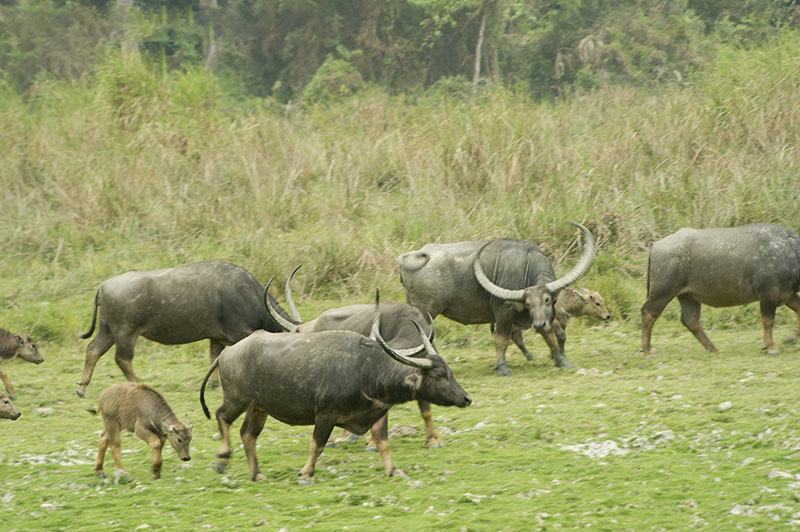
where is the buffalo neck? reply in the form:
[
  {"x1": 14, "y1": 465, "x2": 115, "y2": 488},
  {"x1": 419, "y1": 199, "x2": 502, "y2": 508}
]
[{"x1": 359, "y1": 354, "x2": 420, "y2": 406}]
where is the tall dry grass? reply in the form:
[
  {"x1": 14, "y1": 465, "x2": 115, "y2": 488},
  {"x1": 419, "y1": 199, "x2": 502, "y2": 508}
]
[{"x1": 1, "y1": 34, "x2": 799, "y2": 327}]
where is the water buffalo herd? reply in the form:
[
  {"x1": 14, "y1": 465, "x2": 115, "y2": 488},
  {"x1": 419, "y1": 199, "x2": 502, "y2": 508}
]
[{"x1": 3, "y1": 222, "x2": 800, "y2": 484}]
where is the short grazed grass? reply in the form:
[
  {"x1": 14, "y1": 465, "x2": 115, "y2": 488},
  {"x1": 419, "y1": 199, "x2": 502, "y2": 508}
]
[{"x1": 2, "y1": 299, "x2": 799, "y2": 530}]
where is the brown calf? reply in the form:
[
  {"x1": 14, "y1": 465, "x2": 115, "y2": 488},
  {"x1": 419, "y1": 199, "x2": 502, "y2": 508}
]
[
  {"x1": 0, "y1": 394, "x2": 21, "y2": 420},
  {"x1": 0, "y1": 328, "x2": 43, "y2": 399},
  {"x1": 555, "y1": 287, "x2": 612, "y2": 330},
  {"x1": 95, "y1": 382, "x2": 191, "y2": 480}
]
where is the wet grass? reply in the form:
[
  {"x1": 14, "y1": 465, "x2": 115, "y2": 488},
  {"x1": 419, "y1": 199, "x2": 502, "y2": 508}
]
[{"x1": 1, "y1": 299, "x2": 799, "y2": 530}]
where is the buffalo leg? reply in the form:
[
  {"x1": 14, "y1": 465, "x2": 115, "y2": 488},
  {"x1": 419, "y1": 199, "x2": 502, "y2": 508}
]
[
  {"x1": 135, "y1": 421, "x2": 164, "y2": 479},
  {"x1": 103, "y1": 422, "x2": 126, "y2": 475},
  {"x1": 418, "y1": 400, "x2": 442, "y2": 448},
  {"x1": 783, "y1": 293, "x2": 800, "y2": 343},
  {"x1": 76, "y1": 324, "x2": 114, "y2": 397},
  {"x1": 298, "y1": 418, "x2": 335, "y2": 484},
  {"x1": 208, "y1": 340, "x2": 224, "y2": 388},
  {"x1": 510, "y1": 327, "x2": 534, "y2": 361},
  {"x1": 0, "y1": 367, "x2": 15, "y2": 399},
  {"x1": 213, "y1": 399, "x2": 247, "y2": 473},
  {"x1": 641, "y1": 296, "x2": 672, "y2": 355},
  {"x1": 113, "y1": 334, "x2": 140, "y2": 383},
  {"x1": 240, "y1": 406, "x2": 268, "y2": 481},
  {"x1": 538, "y1": 328, "x2": 570, "y2": 368},
  {"x1": 369, "y1": 414, "x2": 401, "y2": 476},
  {"x1": 492, "y1": 327, "x2": 512, "y2": 376},
  {"x1": 759, "y1": 300, "x2": 779, "y2": 355},
  {"x1": 95, "y1": 431, "x2": 109, "y2": 478},
  {"x1": 678, "y1": 295, "x2": 717, "y2": 353}
]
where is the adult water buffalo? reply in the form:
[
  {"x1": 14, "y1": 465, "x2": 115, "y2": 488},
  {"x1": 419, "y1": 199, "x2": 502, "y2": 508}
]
[
  {"x1": 77, "y1": 261, "x2": 293, "y2": 397},
  {"x1": 641, "y1": 224, "x2": 800, "y2": 355},
  {"x1": 265, "y1": 269, "x2": 445, "y2": 449},
  {"x1": 199, "y1": 293, "x2": 471, "y2": 483},
  {"x1": 397, "y1": 222, "x2": 596, "y2": 375}
]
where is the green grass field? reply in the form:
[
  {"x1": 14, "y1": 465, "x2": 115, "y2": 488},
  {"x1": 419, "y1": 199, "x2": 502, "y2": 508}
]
[{"x1": 2, "y1": 296, "x2": 799, "y2": 530}]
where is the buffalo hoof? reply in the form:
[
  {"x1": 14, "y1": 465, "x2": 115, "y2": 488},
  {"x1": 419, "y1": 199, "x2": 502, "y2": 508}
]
[
  {"x1": 252, "y1": 473, "x2": 265, "y2": 482},
  {"x1": 211, "y1": 462, "x2": 227, "y2": 474},
  {"x1": 95, "y1": 470, "x2": 107, "y2": 479},
  {"x1": 75, "y1": 386, "x2": 86, "y2": 398},
  {"x1": 426, "y1": 438, "x2": 443, "y2": 449},
  {"x1": 765, "y1": 347, "x2": 781, "y2": 356},
  {"x1": 389, "y1": 468, "x2": 408, "y2": 479},
  {"x1": 297, "y1": 477, "x2": 313, "y2": 486},
  {"x1": 113, "y1": 469, "x2": 131, "y2": 484},
  {"x1": 495, "y1": 364, "x2": 511, "y2": 377},
  {"x1": 555, "y1": 358, "x2": 572, "y2": 369},
  {"x1": 365, "y1": 443, "x2": 378, "y2": 453}
]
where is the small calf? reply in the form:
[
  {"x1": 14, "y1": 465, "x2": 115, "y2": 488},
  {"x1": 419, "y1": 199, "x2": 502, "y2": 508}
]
[
  {"x1": 95, "y1": 382, "x2": 191, "y2": 480},
  {"x1": 0, "y1": 394, "x2": 21, "y2": 420},
  {"x1": 555, "y1": 287, "x2": 612, "y2": 329},
  {"x1": 0, "y1": 328, "x2": 44, "y2": 399}
]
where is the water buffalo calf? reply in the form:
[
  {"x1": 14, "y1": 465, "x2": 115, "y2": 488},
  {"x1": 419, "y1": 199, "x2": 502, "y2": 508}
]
[
  {"x1": 77, "y1": 261, "x2": 293, "y2": 397},
  {"x1": 641, "y1": 223, "x2": 800, "y2": 355},
  {"x1": 0, "y1": 394, "x2": 21, "y2": 420},
  {"x1": 95, "y1": 382, "x2": 192, "y2": 480},
  {"x1": 0, "y1": 328, "x2": 43, "y2": 399}
]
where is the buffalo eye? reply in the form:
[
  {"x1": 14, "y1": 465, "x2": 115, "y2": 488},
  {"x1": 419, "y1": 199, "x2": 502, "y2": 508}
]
[{"x1": 595, "y1": 302, "x2": 601, "y2": 306}]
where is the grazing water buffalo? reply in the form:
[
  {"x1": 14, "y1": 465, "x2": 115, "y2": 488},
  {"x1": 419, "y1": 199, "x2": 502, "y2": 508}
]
[
  {"x1": 0, "y1": 328, "x2": 43, "y2": 399},
  {"x1": 397, "y1": 222, "x2": 596, "y2": 374},
  {"x1": 0, "y1": 394, "x2": 21, "y2": 420},
  {"x1": 200, "y1": 293, "x2": 471, "y2": 483},
  {"x1": 77, "y1": 261, "x2": 293, "y2": 397},
  {"x1": 265, "y1": 269, "x2": 445, "y2": 449},
  {"x1": 641, "y1": 224, "x2": 800, "y2": 355},
  {"x1": 95, "y1": 382, "x2": 192, "y2": 480}
]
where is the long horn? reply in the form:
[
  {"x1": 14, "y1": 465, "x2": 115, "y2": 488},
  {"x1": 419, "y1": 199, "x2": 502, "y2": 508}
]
[
  {"x1": 371, "y1": 290, "x2": 432, "y2": 370},
  {"x1": 545, "y1": 222, "x2": 596, "y2": 293},
  {"x1": 284, "y1": 265, "x2": 303, "y2": 323},
  {"x1": 265, "y1": 278, "x2": 299, "y2": 333},
  {"x1": 473, "y1": 241, "x2": 526, "y2": 301},
  {"x1": 411, "y1": 320, "x2": 437, "y2": 356},
  {"x1": 387, "y1": 312, "x2": 436, "y2": 358}
]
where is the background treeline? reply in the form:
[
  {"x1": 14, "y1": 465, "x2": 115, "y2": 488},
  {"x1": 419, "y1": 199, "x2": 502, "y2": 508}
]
[
  {"x1": 1, "y1": 0, "x2": 799, "y2": 100},
  {"x1": 1, "y1": 1, "x2": 799, "y2": 342}
]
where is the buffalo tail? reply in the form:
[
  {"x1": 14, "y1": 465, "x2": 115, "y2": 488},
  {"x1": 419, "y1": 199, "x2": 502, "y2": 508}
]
[
  {"x1": 79, "y1": 289, "x2": 100, "y2": 339},
  {"x1": 199, "y1": 355, "x2": 222, "y2": 420}
]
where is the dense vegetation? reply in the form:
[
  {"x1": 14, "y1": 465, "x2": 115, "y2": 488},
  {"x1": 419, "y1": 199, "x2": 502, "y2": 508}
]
[{"x1": 1, "y1": 2, "x2": 799, "y2": 529}]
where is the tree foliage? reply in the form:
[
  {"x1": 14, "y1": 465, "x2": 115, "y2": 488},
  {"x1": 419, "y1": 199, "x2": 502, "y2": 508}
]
[{"x1": 0, "y1": 0, "x2": 798, "y2": 99}]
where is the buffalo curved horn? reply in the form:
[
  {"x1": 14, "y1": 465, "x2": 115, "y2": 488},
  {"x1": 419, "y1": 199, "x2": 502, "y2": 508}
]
[
  {"x1": 265, "y1": 278, "x2": 300, "y2": 333},
  {"x1": 371, "y1": 290, "x2": 433, "y2": 370},
  {"x1": 473, "y1": 241, "x2": 527, "y2": 302},
  {"x1": 284, "y1": 265, "x2": 303, "y2": 323},
  {"x1": 411, "y1": 320, "x2": 437, "y2": 357},
  {"x1": 388, "y1": 313, "x2": 436, "y2": 358},
  {"x1": 544, "y1": 222, "x2": 596, "y2": 293}
]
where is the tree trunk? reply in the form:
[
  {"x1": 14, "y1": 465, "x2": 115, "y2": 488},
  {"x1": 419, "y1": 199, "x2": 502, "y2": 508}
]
[
  {"x1": 473, "y1": 1, "x2": 488, "y2": 91},
  {"x1": 115, "y1": 0, "x2": 140, "y2": 64},
  {"x1": 201, "y1": 0, "x2": 221, "y2": 71}
]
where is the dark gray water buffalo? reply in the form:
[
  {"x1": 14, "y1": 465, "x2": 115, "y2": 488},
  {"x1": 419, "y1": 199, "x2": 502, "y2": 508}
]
[
  {"x1": 200, "y1": 294, "x2": 471, "y2": 483},
  {"x1": 77, "y1": 261, "x2": 293, "y2": 397},
  {"x1": 265, "y1": 269, "x2": 445, "y2": 448},
  {"x1": 0, "y1": 328, "x2": 43, "y2": 399},
  {"x1": 397, "y1": 223, "x2": 596, "y2": 374},
  {"x1": 641, "y1": 223, "x2": 800, "y2": 355}
]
